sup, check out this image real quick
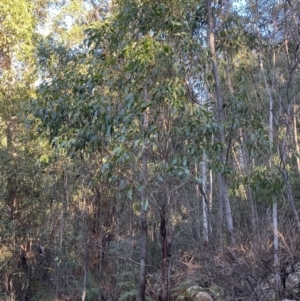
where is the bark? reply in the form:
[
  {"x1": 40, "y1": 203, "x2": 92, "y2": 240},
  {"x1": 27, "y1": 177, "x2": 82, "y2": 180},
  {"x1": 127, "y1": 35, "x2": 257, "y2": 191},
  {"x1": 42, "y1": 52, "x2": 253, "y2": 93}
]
[
  {"x1": 208, "y1": 136, "x2": 213, "y2": 213},
  {"x1": 90, "y1": 0, "x2": 105, "y2": 21},
  {"x1": 82, "y1": 194, "x2": 88, "y2": 301},
  {"x1": 195, "y1": 161, "x2": 210, "y2": 244},
  {"x1": 195, "y1": 164, "x2": 202, "y2": 242},
  {"x1": 60, "y1": 170, "x2": 68, "y2": 252},
  {"x1": 160, "y1": 199, "x2": 171, "y2": 301},
  {"x1": 293, "y1": 105, "x2": 300, "y2": 176},
  {"x1": 159, "y1": 104, "x2": 172, "y2": 301},
  {"x1": 239, "y1": 128, "x2": 257, "y2": 234},
  {"x1": 3, "y1": 42, "x2": 16, "y2": 220},
  {"x1": 137, "y1": 94, "x2": 149, "y2": 301},
  {"x1": 283, "y1": 2, "x2": 300, "y2": 233},
  {"x1": 208, "y1": 136, "x2": 213, "y2": 242},
  {"x1": 91, "y1": 186, "x2": 104, "y2": 275},
  {"x1": 206, "y1": 0, "x2": 234, "y2": 245},
  {"x1": 255, "y1": 18, "x2": 280, "y2": 290},
  {"x1": 97, "y1": 187, "x2": 104, "y2": 274},
  {"x1": 280, "y1": 104, "x2": 300, "y2": 233},
  {"x1": 202, "y1": 152, "x2": 209, "y2": 243},
  {"x1": 273, "y1": 201, "x2": 280, "y2": 290},
  {"x1": 5, "y1": 117, "x2": 17, "y2": 221}
]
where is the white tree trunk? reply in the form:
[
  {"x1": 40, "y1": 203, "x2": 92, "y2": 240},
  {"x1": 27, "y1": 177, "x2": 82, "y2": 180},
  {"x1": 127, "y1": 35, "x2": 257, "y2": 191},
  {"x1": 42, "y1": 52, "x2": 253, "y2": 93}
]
[
  {"x1": 257, "y1": 24, "x2": 280, "y2": 291},
  {"x1": 206, "y1": 0, "x2": 234, "y2": 245},
  {"x1": 202, "y1": 151, "x2": 209, "y2": 243}
]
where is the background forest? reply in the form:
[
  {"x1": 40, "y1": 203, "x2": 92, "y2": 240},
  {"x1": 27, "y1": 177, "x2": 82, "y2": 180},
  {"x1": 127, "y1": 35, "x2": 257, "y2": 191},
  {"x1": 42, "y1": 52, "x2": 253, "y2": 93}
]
[{"x1": 1, "y1": 0, "x2": 300, "y2": 300}]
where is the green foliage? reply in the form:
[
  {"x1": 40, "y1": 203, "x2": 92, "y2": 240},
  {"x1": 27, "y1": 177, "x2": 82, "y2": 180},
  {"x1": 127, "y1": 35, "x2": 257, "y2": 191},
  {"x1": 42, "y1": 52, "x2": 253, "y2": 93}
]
[
  {"x1": 85, "y1": 274, "x2": 101, "y2": 301},
  {"x1": 117, "y1": 271, "x2": 137, "y2": 301},
  {"x1": 0, "y1": 0, "x2": 35, "y2": 57},
  {"x1": 249, "y1": 167, "x2": 284, "y2": 203},
  {"x1": 118, "y1": 289, "x2": 136, "y2": 301}
]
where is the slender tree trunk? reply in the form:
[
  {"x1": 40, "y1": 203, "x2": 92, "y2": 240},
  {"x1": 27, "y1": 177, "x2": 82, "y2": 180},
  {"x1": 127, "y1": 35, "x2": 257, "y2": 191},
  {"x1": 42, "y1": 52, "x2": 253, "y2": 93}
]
[
  {"x1": 195, "y1": 161, "x2": 209, "y2": 244},
  {"x1": 5, "y1": 117, "x2": 17, "y2": 221},
  {"x1": 3, "y1": 46, "x2": 16, "y2": 221},
  {"x1": 5, "y1": 116, "x2": 18, "y2": 299},
  {"x1": 283, "y1": 4, "x2": 300, "y2": 231},
  {"x1": 239, "y1": 128, "x2": 257, "y2": 234},
  {"x1": 60, "y1": 170, "x2": 68, "y2": 253},
  {"x1": 160, "y1": 105, "x2": 171, "y2": 301},
  {"x1": 137, "y1": 92, "x2": 149, "y2": 301},
  {"x1": 208, "y1": 136, "x2": 213, "y2": 243},
  {"x1": 281, "y1": 104, "x2": 300, "y2": 233},
  {"x1": 82, "y1": 193, "x2": 87, "y2": 301},
  {"x1": 206, "y1": 0, "x2": 234, "y2": 245},
  {"x1": 268, "y1": 61, "x2": 280, "y2": 294},
  {"x1": 96, "y1": 186, "x2": 104, "y2": 276},
  {"x1": 255, "y1": 17, "x2": 281, "y2": 290},
  {"x1": 293, "y1": 104, "x2": 300, "y2": 175},
  {"x1": 160, "y1": 191, "x2": 171, "y2": 301},
  {"x1": 195, "y1": 164, "x2": 202, "y2": 242},
  {"x1": 202, "y1": 151, "x2": 209, "y2": 243}
]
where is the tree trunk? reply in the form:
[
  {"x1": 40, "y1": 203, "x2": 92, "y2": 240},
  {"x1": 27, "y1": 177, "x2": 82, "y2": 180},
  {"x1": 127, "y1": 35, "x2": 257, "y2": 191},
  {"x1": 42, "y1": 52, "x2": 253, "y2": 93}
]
[
  {"x1": 280, "y1": 104, "x2": 300, "y2": 233},
  {"x1": 206, "y1": 0, "x2": 234, "y2": 245},
  {"x1": 5, "y1": 117, "x2": 17, "y2": 221},
  {"x1": 238, "y1": 128, "x2": 257, "y2": 234},
  {"x1": 202, "y1": 151, "x2": 209, "y2": 243},
  {"x1": 159, "y1": 103, "x2": 172, "y2": 301},
  {"x1": 255, "y1": 18, "x2": 281, "y2": 291},
  {"x1": 293, "y1": 104, "x2": 300, "y2": 176},
  {"x1": 160, "y1": 198, "x2": 171, "y2": 301},
  {"x1": 137, "y1": 93, "x2": 149, "y2": 301},
  {"x1": 82, "y1": 193, "x2": 88, "y2": 301}
]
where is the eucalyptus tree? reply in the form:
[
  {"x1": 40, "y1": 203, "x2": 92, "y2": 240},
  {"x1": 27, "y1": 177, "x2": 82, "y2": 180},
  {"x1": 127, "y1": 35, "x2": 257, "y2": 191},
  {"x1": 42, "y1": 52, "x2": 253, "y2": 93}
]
[
  {"x1": 204, "y1": 0, "x2": 236, "y2": 245},
  {"x1": 31, "y1": 2, "x2": 220, "y2": 301}
]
